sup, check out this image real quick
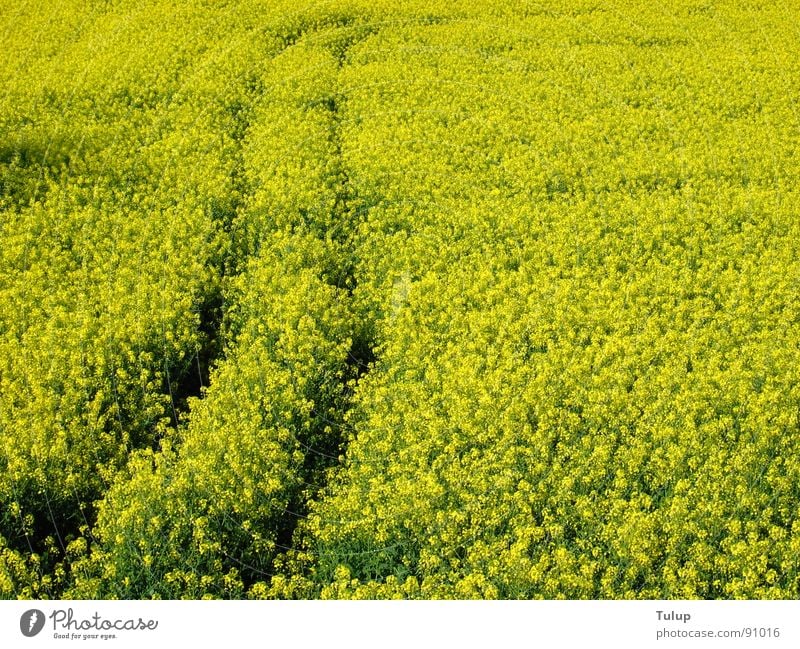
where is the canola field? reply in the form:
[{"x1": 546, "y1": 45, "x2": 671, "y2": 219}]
[{"x1": 2, "y1": 0, "x2": 800, "y2": 599}]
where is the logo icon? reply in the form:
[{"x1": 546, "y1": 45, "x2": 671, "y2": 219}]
[{"x1": 20, "y1": 609, "x2": 45, "y2": 637}]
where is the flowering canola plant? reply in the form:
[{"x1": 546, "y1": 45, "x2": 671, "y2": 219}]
[{"x1": 1, "y1": 0, "x2": 800, "y2": 599}]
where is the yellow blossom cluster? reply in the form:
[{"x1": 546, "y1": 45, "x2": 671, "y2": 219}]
[{"x1": 2, "y1": 0, "x2": 800, "y2": 599}]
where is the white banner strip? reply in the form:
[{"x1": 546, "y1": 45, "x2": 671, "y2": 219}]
[{"x1": 1, "y1": 600, "x2": 797, "y2": 649}]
